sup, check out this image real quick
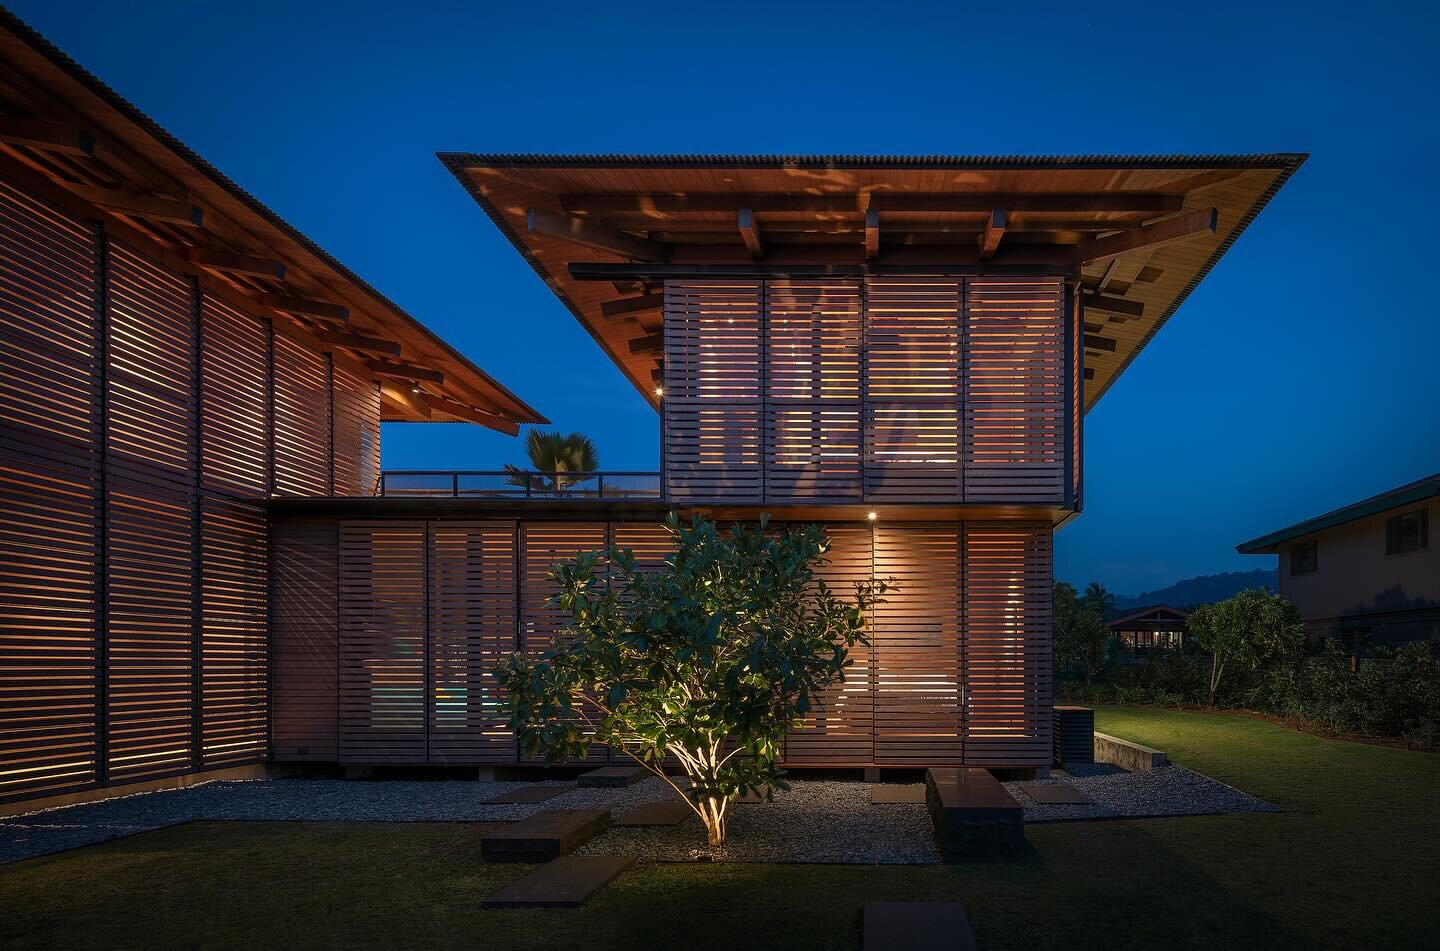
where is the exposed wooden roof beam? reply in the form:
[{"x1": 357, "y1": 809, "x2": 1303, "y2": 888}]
[
  {"x1": 426, "y1": 394, "x2": 520, "y2": 435},
  {"x1": 370, "y1": 360, "x2": 445, "y2": 384},
  {"x1": 0, "y1": 115, "x2": 95, "y2": 156},
  {"x1": 1084, "y1": 334, "x2": 1118, "y2": 352},
  {"x1": 254, "y1": 292, "x2": 349, "y2": 323},
  {"x1": 600, "y1": 292, "x2": 664, "y2": 320},
  {"x1": 864, "y1": 208, "x2": 879, "y2": 260},
  {"x1": 737, "y1": 208, "x2": 763, "y2": 260},
  {"x1": 527, "y1": 207, "x2": 668, "y2": 261},
  {"x1": 1083, "y1": 367, "x2": 1095, "y2": 381},
  {"x1": 562, "y1": 192, "x2": 1184, "y2": 215},
  {"x1": 629, "y1": 333, "x2": 664, "y2": 355},
  {"x1": 186, "y1": 246, "x2": 286, "y2": 279},
  {"x1": 979, "y1": 209, "x2": 1007, "y2": 260},
  {"x1": 1079, "y1": 208, "x2": 1218, "y2": 262},
  {"x1": 873, "y1": 193, "x2": 1186, "y2": 214},
  {"x1": 319, "y1": 329, "x2": 402, "y2": 357},
  {"x1": 379, "y1": 380, "x2": 431, "y2": 419},
  {"x1": 66, "y1": 183, "x2": 202, "y2": 226},
  {"x1": 1081, "y1": 292, "x2": 1144, "y2": 318}
]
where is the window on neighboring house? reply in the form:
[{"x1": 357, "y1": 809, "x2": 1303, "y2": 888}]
[
  {"x1": 1385, "y1": 509, "x2": 1430, "y2": 556},
  {"x1": 1290, "y1": 539, "x2": 1318, "y2": 575}
]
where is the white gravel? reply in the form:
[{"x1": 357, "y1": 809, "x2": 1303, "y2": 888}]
[{"x1": 0, "y1": 765, "x2": 1275, "y2": 865}]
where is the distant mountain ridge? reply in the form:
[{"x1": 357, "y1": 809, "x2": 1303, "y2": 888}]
[{"x1": 1112, "y1": 569, "x2": 1277, "y2": 613}]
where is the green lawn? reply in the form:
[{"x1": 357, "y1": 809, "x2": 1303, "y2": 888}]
[{"x1": 2, "y1": 707, "x2": 1436, "y2": 950}]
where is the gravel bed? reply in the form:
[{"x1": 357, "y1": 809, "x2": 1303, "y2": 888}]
[{"x1": 0, "y1": 765, "x2": 1275, "y2": 865}]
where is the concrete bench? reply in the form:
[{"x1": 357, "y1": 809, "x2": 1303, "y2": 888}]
[
  {"x1": 1093, "y1": 732, "x2": 1168, "y2": 772},
  {"x1": 480, "y1": 808, "x2": 611, "y2": 862},
  {"x1": 924, "y1": 768, "x2": 1024, "y2": 859}
]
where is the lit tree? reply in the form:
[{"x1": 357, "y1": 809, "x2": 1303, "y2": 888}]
[
  {"x1": 495, "y1": 515, "x2": 886, "y2": 847},
  {"x1": 1187, "y1": 588, "x2": 1305, "y2": 706}
]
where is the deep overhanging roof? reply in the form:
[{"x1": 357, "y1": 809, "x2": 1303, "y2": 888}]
[
  {"x1": 1237, "y1": 473, "x2": 1440, "y2": 554},
  {"x1": 0, "y1": 8, "x2": 545, "y2": 432},
  {"x1": 440, "y1": 151, "x2": 1306, "y2": 410}
]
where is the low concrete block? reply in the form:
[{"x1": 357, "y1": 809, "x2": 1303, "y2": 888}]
[
  {"x1": 481, "y1": 855, "x2": 636, "y2": 907},
  {"x1": 925, "y1": 768, "x2": 1024, "y2": 859},
  {"x1": 870, "y1": 784, "x2": 926, "y2": 804},
  {"x1": 577, "y1": 766, "x2": 649, "y2": 788},
  {"x1": 863, "y1": 901, "x2": 976, "y2": 951},
  {"x1": 480, "y1": 809, "x2": 611, "y2": 862},
  {"x1": 1093, "y1": 732, "x2": 1168, "y2": 772}
]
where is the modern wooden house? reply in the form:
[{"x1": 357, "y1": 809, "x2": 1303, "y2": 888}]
[
  {"x1": 0, "y1": 8, "x2": 1305, "y2": 810},
  {"x1": 1237, "y1": 473, "x2": 1439, "y2": 646}
]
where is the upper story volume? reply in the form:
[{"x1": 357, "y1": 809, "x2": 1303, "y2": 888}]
[{"x1": 440, "y1": 153, "x2": 1305, "y2": 516}]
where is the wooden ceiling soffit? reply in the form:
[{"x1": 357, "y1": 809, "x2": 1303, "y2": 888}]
[
  {"x1": 1079, "y1": 208, "x2": 1218, "y2": 262},
  {"x1": 600, "y1": 292, "x2": 663, "y2": 320},
  {"x1": 1084, "y1": 334, "x2": 1118, "y2": 352},
  {"x1": 560, "y1": 192, "x2": 1185, "y2": 215},
  {"x1": 65, "y1": 183, "x2": 203, "y2": 226},
  {"x1": 318, "y1": 329, "x2": 401, "y2": 357},
  {"x1": 369, "y1": 360, "x2": 444, "y2": 384},
  {"x1": 0, "y1": 114, "x2": 94, "y2": 155},
  {"x1": 426, "y1": 394, "x2": 520, "y2": 435},
  {"x1": 379, "y1": 380, "x2": 431, "y2": 418},
  {"x1": 629, "y1": 333, "x2": 664, "y2": 355},
  {"x1": 527, "y1": 207, "x2": 669, "y2": 261},
  {"x1": 1080, "y1": 292, "x2": 1144, "y2": 318}
]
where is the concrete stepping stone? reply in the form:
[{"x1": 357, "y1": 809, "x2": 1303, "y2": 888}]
[
  {"x1": 870, "y1": 784, "x2": 926, "y2": 804},
  {"x1": 481, "y1": 809, "x2": 611, "y2": 862},
  {"x1": 1018, "y1": 782, "x2": 1093, "y2": 805},
  {"x1": 614, "y1": 799, "x2": 693, "y2": 827},
  {"x1": 480, "y1": 783, "x2": 576, "y2": 804},
  {"x1": 863, "y1": 901, "x2": 975, "y2": 951},
  {"x1": 481, "y1": 855, "x2": 636, "y2": 907},
  {"x1": 578, "y1": 765, "x2": 649, "y2": 788}
]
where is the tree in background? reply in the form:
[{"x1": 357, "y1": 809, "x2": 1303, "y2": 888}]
[
  {"x1": 1187, "y1": 587, "x2": 1306, "y2": 706},
  {"x1": 1082, "y1": 581, "x2": 1116, "y2": 619},
  {"x1": 495, "y1": 515, "x2": 886, "y2": 847},
  {"x1": 504, "y1": 429, "x2": 599, "y2": 492},
  {"x1": 1054, "y1": 582, "x2": 1109, "y2": 685}
]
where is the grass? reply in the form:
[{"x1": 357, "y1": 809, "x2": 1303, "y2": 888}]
[{"x1": 2, "y1": 706, "x2": 1436, "y2": 950}]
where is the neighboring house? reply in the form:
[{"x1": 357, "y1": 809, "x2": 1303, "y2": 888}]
[
  {"x1": 1107, "y1": 605, "x2": 1188, "y2": 653},
  {"x1": 0, "y1": 6, "x2": 1304, "y2": 811},
  {"x1": 1236, "y1": 474, "x2": 1439, "y2": 646}
]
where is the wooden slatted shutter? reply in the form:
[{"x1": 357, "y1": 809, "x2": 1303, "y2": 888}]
[
  {"x1": 270, "y1": 518, "x2": 339, "y2": 762},
  {"x1": 519, "y1": 522, "x2": 608, "y2": 761},
  {"x1": 663, "y1": 281, "x2": 764, "y2": 501},
  {"x1": 785, "y1": 523, "x2": 874, "y2": 766},
  {"x1": 872, "y1": 523, "x2": 964, "y2": 766},
  {"x1": 963, "y1": 279, "x2": 1065, "y2": 503},
  {"x1": 607, "y1": 522, "x2": 677, "y2": 764},
  {"x1": 272, "y1": 333, "x2": 330, "y2": 497},
  {"x1": 1070, "y1": 284, "x2": 1083, "y2": 507},
  {"x1": 332, "y1": 362, "x2": 381, "y2": 496},
  {"x1": 962, "y1": 523, "x2": 1052, "y2": 767},
  {"x1": 764, "y1": 281, "x2": 863, "y2": 501},
  {"x1": 199, "y1": 498, "x2": 267, "y2": 766},
  {"x1": 428, "y1": 521, "x2": 516, "y2": 764},
  {"x1": 102, "y1": 243, "x2": 197, "y2": 783},
  {"x1": 864, "y1": 278, "x2": 963, "y2": 501},
  {"x1": 339, "y1": 521, "x2": 426, "y2": 763},
  {"x1": 0, "y1": 178, "x2": 101, "y2": 802},
  {"x1": 199, "y1": 294, "x2": 268, "y2": 497}
]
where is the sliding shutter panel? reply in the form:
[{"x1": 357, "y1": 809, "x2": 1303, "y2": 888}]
[
  {"x1": 0, "y1": 180, "x2": 101, "y2": 802},
  {"x1": 962, "y1": 523, "x2": 1052, "y2": 767},
  {"x1": 272, "y1": 333, "x2": 330, "y2": 497},
  {"x1": 199, "y1": 498, "x2": 267, "y2": 767},
  {"x1": 428, "y1": 521, "x2": 516, "y2": 763},
  {"x1": 332, "y1": 363, "x2": 380, "y2": 496},
  {"x1": 270, "y1": 518, "x2": 339, "y2": 761},
  {"x1": 864, "y1": 278, "x2": 962, "y2": 501},
  {"x1": 200, "y1": 295, "x2": 268, "y2": 497},
  {"x1": 663, "y1": 281, "x2": 764, "y2": 501},
  {"x1": 339, "y1": 521, "x2": 426, "y2": 763},
  {"x1": 765, "y1": 281, "x2": 863, "y2": 501},
  {"x1": 963, "y1": 279, "x2": 1065, "y2": 503}
]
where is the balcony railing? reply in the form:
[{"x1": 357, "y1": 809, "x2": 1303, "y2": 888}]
[{"x1": 378, "y1": 470, "x2": 662, "y2": 500}]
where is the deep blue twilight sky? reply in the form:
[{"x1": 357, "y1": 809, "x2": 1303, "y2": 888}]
[{"x1": 13, "y1": 0, "x2": 1438, "y2": 594}]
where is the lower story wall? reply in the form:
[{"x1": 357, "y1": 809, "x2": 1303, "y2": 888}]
[{"x1": 270, "y1": 516, "x2": 1053, "y2": 770}]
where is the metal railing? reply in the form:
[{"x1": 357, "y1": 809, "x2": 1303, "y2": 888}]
[{"x1": 378, "y1": 470, "x2": 662, "y2": 500}]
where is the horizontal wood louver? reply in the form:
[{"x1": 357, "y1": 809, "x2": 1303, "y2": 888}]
[
  {"x1": 199, "y1": 294, "x2": 269, "y2": 498},
  {"x1": 963, "y1": 279, "x2": 1065, "y2": 503},
  {"x1": 199, "y1": 498, "x2": 267, "y2": 767},
  {"x1": 872, "y1": 523, "x2": 963, "y2": 766},
  {"x1": 272, "y1": 333, "x2": 331, "y2": 497},
  {"x1": 863, "y1": 278, "x2": 963, "y2": 501},
  {"x1": 764, "y1": 281, "x2": 863, "y2": 501},
  {"x1": 608, "y1": 522, "x2": 676, "y2": 764},
  {"x1": 1071, "y1": 287, "x2": 1083, "y2": 507},
  {"x1": 785, "y1": 523, "x2": 874, "y2": 765},
  {"x1": 962, "y1": 523, "x2": 1052, "y2": 766},
  {"x1": 663, "y1": 281, "x2": 764, "y2": 501},
  {"x1": 520, "y1": 522, "x2": 608, "y2": 761},
  {"x1": 339, "y1": 521, "x2": 426, "y2": 763},
  {"x1": 104, "y1": 242, "x2": 195, "y2": 491},
  {"x1": 104, "y1": 484, "x2": 194, "y2": 782},
  {"x1": 331, "y1": 363, "x2": 381, "y2": 497},
  {"x1": 270, "y1": 518, "x2": 339, "y2": 761},
  {"x1": 428, "y1": 521, "x2": 516, "y2": 764}
]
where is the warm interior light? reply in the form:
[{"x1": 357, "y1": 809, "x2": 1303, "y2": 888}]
[{"x1": 867, "y1": 511, "x2": 878, "y2": 521}]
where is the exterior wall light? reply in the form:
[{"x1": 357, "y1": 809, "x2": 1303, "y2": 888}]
[
  {"x1": 867, "y1": 511, "x2": 878, "y2": 521},
  {"x1": 654, "y1": 386, "x2": 664, "y2": 397}
]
